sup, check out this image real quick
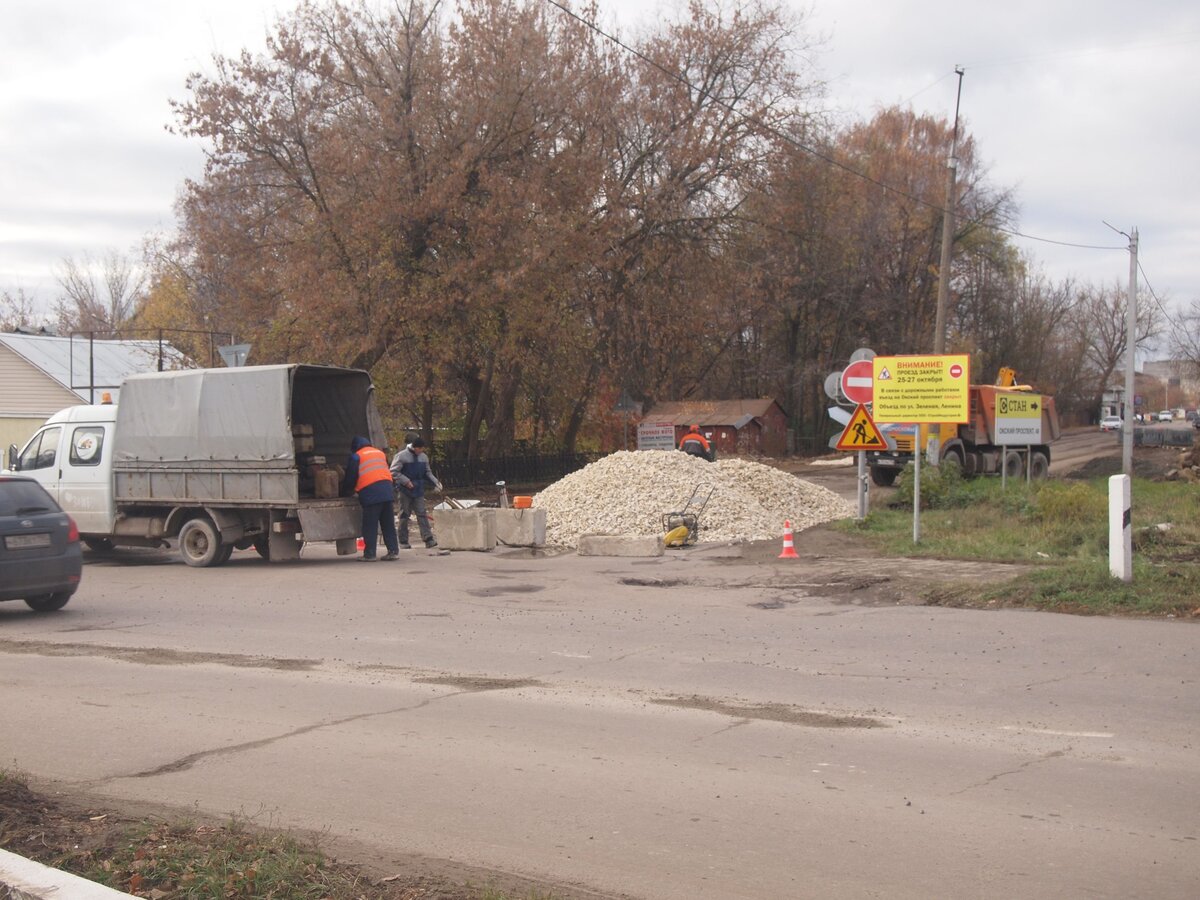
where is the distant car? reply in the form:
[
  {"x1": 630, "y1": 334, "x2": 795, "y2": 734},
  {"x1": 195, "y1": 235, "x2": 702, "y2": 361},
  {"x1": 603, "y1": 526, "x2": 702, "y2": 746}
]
[
  {"x1": 0, "y1": 476, "x2": 82, "y2": 612},
  {"x1": 1099, "y1": 415, "x2": 1122, "y2": 432},
  {"x1": 1158, "y1": 410, "x2": 1174, "y2": 422}
]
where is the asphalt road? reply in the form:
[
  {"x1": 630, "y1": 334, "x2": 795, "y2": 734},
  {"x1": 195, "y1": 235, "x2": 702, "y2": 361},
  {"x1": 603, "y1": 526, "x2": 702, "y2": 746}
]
[{"x1": 2, "y1": 480, "x2": 1197, "y2": 900}]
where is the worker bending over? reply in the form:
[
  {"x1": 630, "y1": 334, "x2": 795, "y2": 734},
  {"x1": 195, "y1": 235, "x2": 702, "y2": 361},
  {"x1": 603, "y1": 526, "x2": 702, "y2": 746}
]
[{"x1": 678, "y1": 424, "x2": 713, "y2": 461}]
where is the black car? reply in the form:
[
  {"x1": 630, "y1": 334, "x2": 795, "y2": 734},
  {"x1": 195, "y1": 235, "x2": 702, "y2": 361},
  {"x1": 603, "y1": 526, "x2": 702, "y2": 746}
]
[{"x1": 0, "y1": 475, "x2": 82, "y2": 611}]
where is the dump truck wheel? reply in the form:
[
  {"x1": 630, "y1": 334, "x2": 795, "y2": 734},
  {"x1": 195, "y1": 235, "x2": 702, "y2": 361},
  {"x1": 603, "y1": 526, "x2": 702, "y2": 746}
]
[
  {"x1": 870, "y1": 466, "x2": 898, "y2": 487},
  {"x1": 83, "y1": 537, "x2": 114, "y2": 552},
  {"x1": 1003, "y1": 451, "x2": 1023, "y2": 479},
  {"x1": 940, "y1": 449, "x2": 964, "y2": 478},
  {"x1": 1030, "y1": 451, "x2": 1050, "y2": 479},
  {"x1": 253, "y1": 537, "x2": 271, "y2": 560},
  {"x1": 179, "y1": 517, "x2": 224, "y2": 568}
]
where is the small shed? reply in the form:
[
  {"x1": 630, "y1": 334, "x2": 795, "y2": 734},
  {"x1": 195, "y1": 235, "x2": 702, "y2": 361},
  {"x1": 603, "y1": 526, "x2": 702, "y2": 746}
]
[
  {"x1": 643, "y1": 399, "x2": 790, "y2": 457},
  {"x1": 0, "y1": 331, "x2": 189, "y2": 453}
]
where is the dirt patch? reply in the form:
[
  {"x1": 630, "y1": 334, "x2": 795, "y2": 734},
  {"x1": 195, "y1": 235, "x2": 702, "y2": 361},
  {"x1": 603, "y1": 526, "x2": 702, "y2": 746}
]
[
  {"x1": 0, "y1": 639, "x2": 318, "y2": 671},
  {"x1": 412, "y1": 675, "x2": 543, "y2": 692},
  {"x1": 1066, "y1": 444, "x2": 1188, "y2": 481},
  {"x1": 0, "y1": 777, "x2": 612, "y2": 900},
  {"x1": 650, "y1": 694, "x2": 884, "y2": 728}
]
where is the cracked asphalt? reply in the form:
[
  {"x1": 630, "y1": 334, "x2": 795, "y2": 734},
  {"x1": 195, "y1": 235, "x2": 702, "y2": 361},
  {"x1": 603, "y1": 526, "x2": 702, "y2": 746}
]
[{"x1": 0, "y1": 520, "x2": 1197, "y2": 899}]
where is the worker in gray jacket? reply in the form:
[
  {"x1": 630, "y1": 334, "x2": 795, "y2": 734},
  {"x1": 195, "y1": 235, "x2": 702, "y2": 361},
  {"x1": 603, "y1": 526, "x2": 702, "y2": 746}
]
[{"x1": 390, "y1": 434, "x2": 443, "y2": 549}]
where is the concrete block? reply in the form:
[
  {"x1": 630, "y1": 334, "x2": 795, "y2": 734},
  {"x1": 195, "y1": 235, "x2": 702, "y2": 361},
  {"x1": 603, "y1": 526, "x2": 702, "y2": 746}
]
[
  {"x1": 495, "y1": 508, "x2": 546, "y2": 547},
  {"x1": 577, "y1": 534, "x2": 665, "y2": 557},
  {"x1": 434, "y1": 508, "x2": 496, "y2": 551},
  {"x1": 0, "y1": 848, "x2": 135, "y2": 899}
]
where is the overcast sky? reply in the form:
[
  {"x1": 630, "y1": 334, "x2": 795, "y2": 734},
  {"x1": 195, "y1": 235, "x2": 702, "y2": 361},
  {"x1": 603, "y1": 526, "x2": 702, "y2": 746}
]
[{"x1": 2, "y1": 1, "x2": 1197, "y2": 331}]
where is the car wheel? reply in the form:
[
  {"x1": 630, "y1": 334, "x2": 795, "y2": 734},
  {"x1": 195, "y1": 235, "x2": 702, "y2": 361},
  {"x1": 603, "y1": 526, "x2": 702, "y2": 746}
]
[
  {"x1": 178, "y1": 517, "x2": 225, "y2": 568},
  {"x1": 25, "y1": 592, "x2": 71, "y2": 612},
  {"x1": 83, "y1": 537, "x2": 114, "y2": 552}
]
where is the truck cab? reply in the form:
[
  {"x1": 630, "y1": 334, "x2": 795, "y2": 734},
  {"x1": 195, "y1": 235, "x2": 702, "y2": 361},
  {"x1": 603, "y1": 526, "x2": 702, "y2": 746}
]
[{"x1": 6, "y1": 402, "x2": 118, "y2": 544}]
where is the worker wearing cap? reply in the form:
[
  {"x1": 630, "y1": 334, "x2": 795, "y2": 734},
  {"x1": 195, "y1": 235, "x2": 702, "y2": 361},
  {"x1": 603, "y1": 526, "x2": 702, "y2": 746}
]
[
  {"x1": 342, "y1": 436, "x2": 399, "y2": 561},
  {"x1": 678, "y1": 424, "x2": 712, "y2": 460},
  {"x1": 390, "y1": 435, "x2": 443, "y2": 549}
]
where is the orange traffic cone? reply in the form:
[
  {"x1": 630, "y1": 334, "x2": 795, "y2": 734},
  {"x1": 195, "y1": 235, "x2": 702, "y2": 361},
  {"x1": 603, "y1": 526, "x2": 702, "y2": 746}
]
[
  {"x1": 356, "y1": 537, "x2": 366, "y2": 552},
  {"x1": 778, "y1": 520, "x2": 799, "y2": 559}
]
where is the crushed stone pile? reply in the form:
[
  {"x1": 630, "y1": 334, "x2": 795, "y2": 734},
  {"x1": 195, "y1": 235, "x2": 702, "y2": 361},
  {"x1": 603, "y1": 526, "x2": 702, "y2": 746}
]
[{"x1": 533, "y1": 450, "x2": 854, "y2": 547}]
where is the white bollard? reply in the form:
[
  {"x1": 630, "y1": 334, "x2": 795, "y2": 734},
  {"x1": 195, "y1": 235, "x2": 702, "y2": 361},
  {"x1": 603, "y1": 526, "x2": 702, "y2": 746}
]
[{"x1": 1108, "y1": 474, "x2": 1132, "y2": 582}]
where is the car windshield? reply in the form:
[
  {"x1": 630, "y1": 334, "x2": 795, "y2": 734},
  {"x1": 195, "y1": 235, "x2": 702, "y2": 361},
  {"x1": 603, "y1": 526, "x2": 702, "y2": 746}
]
[{"x1": 0, "y1": 479, "x2": 59, "y2": 517}]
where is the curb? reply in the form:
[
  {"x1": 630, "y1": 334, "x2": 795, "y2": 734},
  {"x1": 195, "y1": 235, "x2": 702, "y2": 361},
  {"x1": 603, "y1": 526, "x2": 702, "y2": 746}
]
[{"x1": 0, "y1": 848, "x2": 135, "y2": 899}]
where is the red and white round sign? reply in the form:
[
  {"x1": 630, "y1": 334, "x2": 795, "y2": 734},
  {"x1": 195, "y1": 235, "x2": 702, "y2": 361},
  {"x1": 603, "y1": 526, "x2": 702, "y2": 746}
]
[
  {"x1": 949, "y1": 363, "x2": 963, "y2": 378},
  {"x1": 841, "y1": 359, "x2": 874, "y2": 404}
]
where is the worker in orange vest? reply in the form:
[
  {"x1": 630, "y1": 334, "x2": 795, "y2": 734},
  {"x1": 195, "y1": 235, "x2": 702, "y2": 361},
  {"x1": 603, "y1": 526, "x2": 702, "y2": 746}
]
[
  {"x1": 342, "y1": 436, "x2": 399, "y2": 561},
  {"x1": 678, "y1": 424, "x2": 712, "y2": 461}
]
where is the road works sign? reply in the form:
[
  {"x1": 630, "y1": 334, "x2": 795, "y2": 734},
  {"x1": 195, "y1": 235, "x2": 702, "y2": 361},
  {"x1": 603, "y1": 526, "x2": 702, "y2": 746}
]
[
  {"x1": 872, "y1": 354, "x2": 970, "y2": 424},
  {"x1": 835, "y1": 404, "x2": 889, "y2": 451},
  {"x1": 995, "y1": 393, "x2": 1045, "y2": 445}
]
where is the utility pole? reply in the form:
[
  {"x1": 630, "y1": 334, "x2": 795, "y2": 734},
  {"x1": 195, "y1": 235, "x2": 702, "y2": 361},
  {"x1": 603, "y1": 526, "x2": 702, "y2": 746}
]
[
  {"x1": 933, "y1": 66, "x2": 965, "y2": 355},
  {"x1": 1122, "y1": 228, "x2": 1138, "y2": 475}
]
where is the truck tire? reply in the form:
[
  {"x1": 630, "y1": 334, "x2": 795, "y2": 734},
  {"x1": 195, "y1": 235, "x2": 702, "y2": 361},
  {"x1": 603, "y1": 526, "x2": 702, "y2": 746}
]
[
  {"x1": 1030, "y1": 451, "x2": 1050, "y2": 479},
  {"x1": 1003, "y1": 451, "x2": 1023, "y2": 479},
  {"x1": 870, "y1": 466, "x2": 898, "y2": 487},
  {"x1": 940, "y1": 448, "x2": 964, "y2": 477},
  {"x1": 179, "y1": 517, "x2": 226, "y2": 568},
  {"x1": 25, "y1": 592, "x2": 72, "y2": 612},
  {"x1": 253, "y1": 537, "x2": 271, "y2": 560},
  {"x1": 83, "y1": 537, "x2": 114, "y2": 552}
]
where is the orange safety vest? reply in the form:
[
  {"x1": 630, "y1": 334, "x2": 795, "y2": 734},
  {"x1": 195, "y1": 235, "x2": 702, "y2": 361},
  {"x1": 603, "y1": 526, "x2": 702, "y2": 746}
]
[
  {"x1": 354, "y1": 446, "x2": 392, "y2": 492},
  {"x1": 680, "y1": 431, "x2": 710, "y2": 451}
]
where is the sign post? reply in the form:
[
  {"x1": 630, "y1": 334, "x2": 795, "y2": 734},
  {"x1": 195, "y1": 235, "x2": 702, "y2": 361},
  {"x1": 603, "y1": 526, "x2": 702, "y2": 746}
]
[
  {"x1": 871, "y1": 355, "x2": 971, "y2": 543},
  {"x1": 835, "y1": 404, "x2": 888, "y2": 521}
]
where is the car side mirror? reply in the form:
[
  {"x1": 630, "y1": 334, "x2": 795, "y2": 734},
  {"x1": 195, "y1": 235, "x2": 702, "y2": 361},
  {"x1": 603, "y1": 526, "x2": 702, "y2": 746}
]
[{"x1": 6, "y1": 443, "x2": 18, "y2": 471}]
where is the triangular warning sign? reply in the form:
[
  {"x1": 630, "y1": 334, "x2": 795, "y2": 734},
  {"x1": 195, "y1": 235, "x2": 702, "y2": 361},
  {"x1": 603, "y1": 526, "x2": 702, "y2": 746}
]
[{"x1": 835, "y1": 404, "x2": 889, "y2": 451}]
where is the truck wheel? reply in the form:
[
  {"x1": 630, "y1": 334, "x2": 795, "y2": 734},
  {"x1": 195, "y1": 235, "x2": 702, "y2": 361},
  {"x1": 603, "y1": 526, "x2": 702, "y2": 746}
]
[
  {"x1": 83, "y1": 537, "x2": 114, "y2": 552},
  {"x1": 25, "y1": 592, "x2": 71, "y2": 612},
  {"x1": 940, "y1": 449, "x2": 964, "y2": 478},
  {"x1": 1030, "y1": 452, "x2": 1050, "y2": 479},
  {"x1": 870, "y1": 466, "x2": 898, "y2": 487},
  {"x1": 253, "y1": 537, "x2": 271, "y2": 560},
  {"x1": 1003, "y1": 451, "x2": 1023, "y2": 479},
  {"x1": 179, "y1": 517, "x2": 225, "y2": 568}
]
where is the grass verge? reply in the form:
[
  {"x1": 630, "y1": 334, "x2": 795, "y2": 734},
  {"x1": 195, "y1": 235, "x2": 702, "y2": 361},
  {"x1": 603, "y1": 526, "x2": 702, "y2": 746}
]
[
  {"x1": 0, "y1": 771, "x2": 552, "y2": 900},
  {"x1": 837, "y1": 466, "x2": 1200, "y2": 617}
]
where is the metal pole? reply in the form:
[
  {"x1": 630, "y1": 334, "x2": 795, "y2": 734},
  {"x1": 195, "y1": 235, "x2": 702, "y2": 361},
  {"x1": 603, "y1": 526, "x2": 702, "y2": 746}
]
[
  {"x1": 1122, "y1": 229, "x2": 1138, "y2": 475},
  {"x1": 912, "y1": 431, "x2": 921, "y2": 543},
  {"x1": 933, "y1": 66, "x2": 964, "y2": 355},
  {"x1": 856, "y1": 451, "x2": 868, "y2": 520}
]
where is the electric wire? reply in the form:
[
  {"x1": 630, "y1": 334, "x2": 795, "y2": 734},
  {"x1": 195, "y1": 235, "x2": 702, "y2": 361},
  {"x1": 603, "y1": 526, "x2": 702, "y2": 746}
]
[{"x1": 540, "y1": 0, "x2": 1127, "y2": 255}]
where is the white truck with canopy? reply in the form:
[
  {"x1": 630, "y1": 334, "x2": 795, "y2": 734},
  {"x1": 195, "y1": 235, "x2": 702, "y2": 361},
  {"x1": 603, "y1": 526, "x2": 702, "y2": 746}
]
[{"x1": 5, "y1": 364, "x2": 386, "y2": 566}]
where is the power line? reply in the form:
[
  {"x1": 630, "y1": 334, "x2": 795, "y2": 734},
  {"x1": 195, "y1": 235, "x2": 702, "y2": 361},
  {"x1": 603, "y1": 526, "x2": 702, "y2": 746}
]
[{"x1": 540, "y1": 0, "x2": 1126, "y2": 256}]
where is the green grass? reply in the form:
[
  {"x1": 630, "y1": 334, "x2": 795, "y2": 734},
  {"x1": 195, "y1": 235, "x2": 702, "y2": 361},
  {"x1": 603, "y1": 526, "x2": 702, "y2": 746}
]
[{"x1": 839, "y1": 465, "x2": 1200, "y2": 617}]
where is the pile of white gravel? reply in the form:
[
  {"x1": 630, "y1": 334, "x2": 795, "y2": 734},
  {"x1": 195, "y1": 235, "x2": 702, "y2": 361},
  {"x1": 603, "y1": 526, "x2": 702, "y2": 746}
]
[{"x1": 533, "y1": 450, "x2": 854, "y2": 547}]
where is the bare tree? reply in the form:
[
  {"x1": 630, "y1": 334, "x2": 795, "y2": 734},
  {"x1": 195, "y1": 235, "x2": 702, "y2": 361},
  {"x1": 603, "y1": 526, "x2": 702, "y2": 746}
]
[
  {"x1": 0, "y1": 289, "x2": 49, "y2": 332},
  {"x1": 54, "y1": 250, "x2": 145, "y2": 335}
]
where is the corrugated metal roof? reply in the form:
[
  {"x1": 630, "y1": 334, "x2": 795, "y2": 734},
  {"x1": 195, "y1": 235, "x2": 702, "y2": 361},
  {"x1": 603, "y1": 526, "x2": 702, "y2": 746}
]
[
  {"x1": 0, "y1": 333, "x2": 190, "y2": 404},
  {"x1": 644, "y1": 398, "x2": 784, "y2": 426}
]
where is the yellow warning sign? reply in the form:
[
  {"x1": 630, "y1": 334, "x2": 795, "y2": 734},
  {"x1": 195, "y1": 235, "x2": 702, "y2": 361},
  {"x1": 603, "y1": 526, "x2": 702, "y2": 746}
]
[
  {"x1": 872, "y1": 354, "x2": 970, "y2": 424},
  {"x1": 836, "y1": 404, "x2": 889, "y2": 451}
]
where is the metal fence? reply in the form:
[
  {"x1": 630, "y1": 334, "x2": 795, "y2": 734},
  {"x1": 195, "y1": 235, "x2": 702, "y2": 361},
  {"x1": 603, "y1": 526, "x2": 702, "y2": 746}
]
[{"x1": 431, "y1": 449, "x2": 599, "y2": 490}]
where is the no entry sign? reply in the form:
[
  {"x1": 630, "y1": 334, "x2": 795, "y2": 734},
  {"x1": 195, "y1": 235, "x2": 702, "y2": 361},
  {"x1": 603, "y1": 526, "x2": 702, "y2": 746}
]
[{"x1": 840, "y1": 359, "x2": 874, "y2": 405}]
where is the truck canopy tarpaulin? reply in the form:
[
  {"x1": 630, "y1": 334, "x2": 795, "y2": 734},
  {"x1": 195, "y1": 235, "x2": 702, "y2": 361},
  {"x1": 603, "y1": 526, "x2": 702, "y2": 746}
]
[{"x1": 113, "y1": 365, "x2": 382, "y2": 468}]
